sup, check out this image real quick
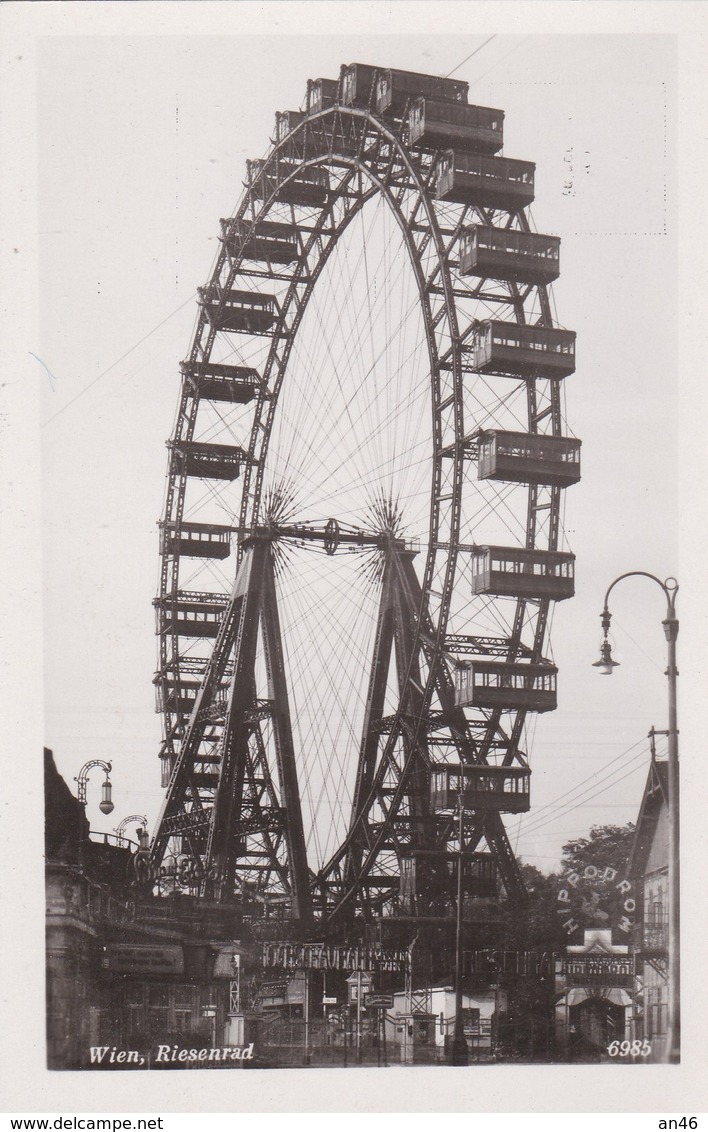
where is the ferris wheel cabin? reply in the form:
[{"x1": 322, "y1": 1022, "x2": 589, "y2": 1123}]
[
  {"x1": 469, "y1": 320, "x2": 576, "y2": 378},
  {"x1": 274, "y1": 111, "x2": 305, "y2": 143},
  {"x1": 159, "y1": 521, "x2": 232, "y2": 561},
  {"x1": 406, "y1": 98, "x2": 504, "y2": 155},
  {"x1": 169, "y1": 440, "x2": 248, "y2": 481},
  {"x1": 221, "y1": 218, "x2": 299, "y2": 265},
  {"x1": 154, "y1": 676, "x2": 202, "y2": 717},
  {"x1": 477, "y1": 430, "x2": 581, "y2": 487},
  {"x1": 470, "y1": 545, "x2": 575, "y2": 602},
  {"x1": 342, "y1": 62, "x2": 470, "y2": 115},
  {"x1": 375, "y1": 68, "x2": 468, "y2": 117},
  {"x1": 455, "y1": 661, "x2": 558, "y2": 713},
  {"x1": 399, "y1": 851, "x2": 498, "y2": 913},
  {"x1": 154, "y1": 592, "x2": 228, "y2": 639},
  {"x1": 460, "y1": 226, "x2": 561, "y2": 284},
  {"x1": 435, "y1": 150, "x2": 535, "y2": 211},
  {"x1": 181, "y1": 361, "x2": 261, "y2": 404},
  {"x1": 430, "y1": 764, "x2": 531, "y2": 814},
  {"x1": 248, "y1": 158, "x2": 330, "y2": 207},
  {"x1": 340, "y1": 63, "x2": 380, "y2": 107},
  {"x1": 199, "y1": 286, "x2": 277, "y2": 335},
  {"x1": 154, "y1": 675, "x2": 228, "y2": 722},
  {"x1": 306, "y1": 78, "x2": 338, "y2": 114}
]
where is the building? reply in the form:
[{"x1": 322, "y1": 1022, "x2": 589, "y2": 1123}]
[
  {"x1": 387, "y1": 985, "x2": 497, "y2": 1063},
  {"x1": 627, "y1": 755, "x2": 670, "y2": 1061},
  {"x1": 553, "y1": 929, "x2": 633, "y2": 1058},
  {"x1": 45, "y1": 749, "x2": 249, "y2": 1069}
]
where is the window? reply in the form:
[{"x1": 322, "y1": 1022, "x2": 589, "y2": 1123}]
[
  {"x1": 646, "y1": 988, "x2": 668, "y2": 1039},
  {"x1": 125, "y1": 984, "x2": 204, "y2": 1041},
  {"x1": 649, "y1": 894, "x2": 665, "y2": 926}
]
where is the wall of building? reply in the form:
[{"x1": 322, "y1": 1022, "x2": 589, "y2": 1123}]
[
  {"x1": 627, "y1": 763, "x2": 670, "y2": 1064},
  {"x1": 386, "y1": 986, "x2": 496, "y2": 1063},
  {"x1": 645, "y1": 806, "x2": 669, "y2": 876}
]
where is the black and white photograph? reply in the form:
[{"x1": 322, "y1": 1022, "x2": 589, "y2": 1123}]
[{"x1": 2, "y1": 0, "x2": 708, "y2": 1118}]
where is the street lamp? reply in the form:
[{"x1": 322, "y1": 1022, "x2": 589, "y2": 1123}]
[
  {"x1": 594, "y1": 572, "x2": 679, "y2": 1064},
  {"x1": 75, "y1": 760, "x2": 114, "y2": 815},
  {"x1": 114, "y1": 815, "x2": 148, "y2": 846}
]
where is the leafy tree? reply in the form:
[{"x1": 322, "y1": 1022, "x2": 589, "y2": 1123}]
[
  {"x1": 501, "y1": 863, "x2": 564, "y2": 951},
  {"x1": 500, "y1": 824, "x2": 636, "y2": 948},
  {"x1": 493, "y1": 865, "x2": 561, "y2": 1060},
  {"x1": 560, "y1": 823, "x2": 636, "y2": 875},
  {"x1": 554, "y1": 822, "x2": 637, "y2": 946}
]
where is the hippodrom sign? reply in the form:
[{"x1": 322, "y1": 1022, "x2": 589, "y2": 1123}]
[{"x1": 556, "y1": 865, "x2": 635, "y2": 936}]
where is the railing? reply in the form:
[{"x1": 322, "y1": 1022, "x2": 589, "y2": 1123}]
[
  {"x1": 47, "y1": 862, "x2": 137, "y2": 927},
  {"x1": 89, "y1": 830, "x2": 137, "y2": 849},
  {"x1": 642, "y1": 920, "x2": 668, "y2": 952}
]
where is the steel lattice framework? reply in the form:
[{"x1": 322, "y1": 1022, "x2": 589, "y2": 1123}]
[{"x1": 150, "y1": 65, "x2": 579, "y2": 939}]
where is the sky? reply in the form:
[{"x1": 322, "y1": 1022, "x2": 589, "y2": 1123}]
[
  {"x1": 33, "y1": 29, "x2": 684, "y2": 876},
  {"x1": 3, "y1": 0, "x2": 708, "y2": 1117}
]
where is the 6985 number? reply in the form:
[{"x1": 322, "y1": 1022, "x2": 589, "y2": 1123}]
[{"x1": 607, "y1": 1039, "x2": 651, "y2": 1057}]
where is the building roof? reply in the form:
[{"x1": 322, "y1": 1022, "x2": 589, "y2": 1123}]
[
  {"x1": 44, "y1": 746, "x2": 90, "y2": 860},
  {"x1": 626, "y1": 758, "x2": 669, "y2": 879}
]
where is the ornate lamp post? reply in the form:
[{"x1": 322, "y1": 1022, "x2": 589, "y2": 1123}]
[
  {"x1": 75, "y1": 760, "x2": 114, "y2": 815},
  {"x1": 114, "y1": 815, "x2": 148, "y2": 846},
  {"x1": 593, "y1": 572, "x2": 679, "y2": 1064}
]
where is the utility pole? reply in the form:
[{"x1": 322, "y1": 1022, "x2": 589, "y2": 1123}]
[
  {"x1": 450, "y1": 785, "x2": 469, "y2": 1065},
  {"x1": 356, "y1": 969, "x2": 362, "y2": 1065}
]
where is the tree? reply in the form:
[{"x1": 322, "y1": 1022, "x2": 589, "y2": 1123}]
[
  {"x1": 501, "y1": 863, "x2": 564, "y2": 951},
  {"x1": 560, "y1": 823, "x2": 636, "y2": 875},
  {"x1": 493, "y1": 865, "x2": 561, "y2": 1060},
  {"x1": 555, "y1": 822, "x2": 637, "y2": 945},
  {"x1": 500, "y1": 824, "x2": 636, "y2": 950}
]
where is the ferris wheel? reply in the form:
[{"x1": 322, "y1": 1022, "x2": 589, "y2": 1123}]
[{"x1": 150, "y1": 63, "x2": 579, "y2": 933}]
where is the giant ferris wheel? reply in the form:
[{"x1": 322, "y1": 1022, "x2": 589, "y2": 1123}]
[{"x1": 149, "y1": 63, "x2": 579, "y2": 940}]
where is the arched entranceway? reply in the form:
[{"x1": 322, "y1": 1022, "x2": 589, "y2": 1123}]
[
  {"x1": 571, "y1": 996, "x2": 626, "y2": 1054},
  {"x1": 555, "y1": 986, "x2": 633, "y2": 1061}
]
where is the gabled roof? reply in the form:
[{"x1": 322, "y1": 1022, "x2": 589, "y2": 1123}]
[{"x1": 626, "y1": 758, "x2": 669, "y2": 878}]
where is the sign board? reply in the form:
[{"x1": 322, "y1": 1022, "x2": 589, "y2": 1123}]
[
  {"x1": 564, "y1": 955, "x2": 635, "y2": 987},
  {"x1": 263, "y1": 941, "x2": 408, "y2": 973},
  {"x1": 556, "y1": 864, "x2": 635, "y2": 937},
  {"x1": 366, "y1": 994, "x2": 394, "y2": 1009},
  {"x1": 467, "y1": 950, "x2": 560, "y2": 977},
  {"x1": 322, "y1": 996, "x2": 338, "y2": 1005},
  {"x1": 101, "y1": 944, "x2": 184, "y2": 975}
]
